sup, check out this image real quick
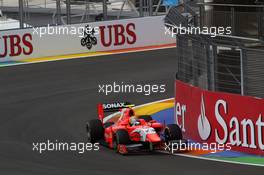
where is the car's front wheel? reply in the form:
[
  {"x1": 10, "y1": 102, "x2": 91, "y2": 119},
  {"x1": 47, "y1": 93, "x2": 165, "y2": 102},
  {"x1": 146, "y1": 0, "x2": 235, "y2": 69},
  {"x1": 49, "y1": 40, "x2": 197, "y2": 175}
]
[
  {"x1": 164, "y1": 124, "x2": 182, "y2": 142},
  {"x1": 114, "y1": 130, "x2": 130, "y2": 154}
]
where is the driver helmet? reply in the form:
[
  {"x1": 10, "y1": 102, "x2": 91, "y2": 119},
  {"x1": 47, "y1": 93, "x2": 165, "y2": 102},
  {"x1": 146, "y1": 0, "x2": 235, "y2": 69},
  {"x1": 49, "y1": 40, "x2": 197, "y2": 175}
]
[
  {"x1": 129, "y1": 116, "x2": 139, "y2": 126},
  {"x1": 124, "y1": 108, "x2": 135, "y2": 117}
]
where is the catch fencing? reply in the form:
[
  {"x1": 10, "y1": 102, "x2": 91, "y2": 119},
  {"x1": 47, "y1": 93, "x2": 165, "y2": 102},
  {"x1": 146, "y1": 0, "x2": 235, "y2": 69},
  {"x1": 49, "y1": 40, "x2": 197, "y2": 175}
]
[
  {"x1": 165, "y1": 3, "x2": 264, "y2": 98},
  {"x1": 175, "y1": 34, "x2": 264, "y2": 98}
]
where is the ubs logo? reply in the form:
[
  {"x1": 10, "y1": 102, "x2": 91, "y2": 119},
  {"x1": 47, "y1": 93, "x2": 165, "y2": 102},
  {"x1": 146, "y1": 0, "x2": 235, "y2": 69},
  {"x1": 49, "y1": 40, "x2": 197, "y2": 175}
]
[
  {"x1": 0, "y1": 33, "x2": 33, "y2": 58},
  {"x1": 81, "y1": 25, "x2": 98, "y2": 50}
]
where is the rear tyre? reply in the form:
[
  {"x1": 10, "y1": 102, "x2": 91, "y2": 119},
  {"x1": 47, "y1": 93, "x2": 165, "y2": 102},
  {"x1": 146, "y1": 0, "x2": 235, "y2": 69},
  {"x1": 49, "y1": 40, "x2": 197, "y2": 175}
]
[
  {"x1": 138, "y1": 115, "x2": 153, "y2": 122},
  {"x1": 86, "y1": 119, "x2": 104, "y2": 143},
  {"x1": 164, "y1": 124, "x2": 182, "y2": 142}
]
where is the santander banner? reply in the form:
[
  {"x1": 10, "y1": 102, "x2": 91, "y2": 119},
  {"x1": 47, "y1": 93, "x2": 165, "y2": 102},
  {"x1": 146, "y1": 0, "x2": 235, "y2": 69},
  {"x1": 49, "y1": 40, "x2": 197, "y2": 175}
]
[
  {"x1": 0, "y1": 16, "x2": 174, "y2": 62},
  {"x1": 175, "y1": 80, "x2": 264, "y2": 155}
]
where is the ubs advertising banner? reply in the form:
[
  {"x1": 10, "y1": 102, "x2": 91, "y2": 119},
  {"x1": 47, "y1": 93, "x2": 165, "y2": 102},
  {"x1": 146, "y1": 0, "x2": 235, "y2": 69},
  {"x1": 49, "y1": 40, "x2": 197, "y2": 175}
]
[
  {"x1": 175, "y1": 80, "x2": 264, "y2": 155},
  {"x1": 0, "y1": 16, "x2": 174, "y2": 62}
]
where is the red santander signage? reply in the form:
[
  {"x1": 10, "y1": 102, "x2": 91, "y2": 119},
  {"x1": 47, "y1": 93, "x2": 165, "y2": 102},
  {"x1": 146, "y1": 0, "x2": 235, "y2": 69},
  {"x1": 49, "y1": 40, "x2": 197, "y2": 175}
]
[
  {"x1": 175, "y1": 80, "x2": 264, "y2": 155},
  {"x1": 0, "y1": 33, "x2": 33, "y2": 58}
]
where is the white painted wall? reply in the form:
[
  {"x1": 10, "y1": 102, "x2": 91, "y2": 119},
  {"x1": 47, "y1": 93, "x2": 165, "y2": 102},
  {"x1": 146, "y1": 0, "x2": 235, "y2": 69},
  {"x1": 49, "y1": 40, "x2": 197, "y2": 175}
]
[{"x1": 0, "y1": 16, "x2": 175, "y2": 62}]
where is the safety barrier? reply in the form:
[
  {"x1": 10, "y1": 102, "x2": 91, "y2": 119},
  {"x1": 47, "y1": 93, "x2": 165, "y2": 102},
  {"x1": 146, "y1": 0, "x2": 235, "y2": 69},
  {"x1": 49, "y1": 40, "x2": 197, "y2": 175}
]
[
  {"x1": 0, "y1": 16, "x2": 175, "y2": 62},
  {"x1": 175, "y1": 80, "x2": 264, "y2": 155}
]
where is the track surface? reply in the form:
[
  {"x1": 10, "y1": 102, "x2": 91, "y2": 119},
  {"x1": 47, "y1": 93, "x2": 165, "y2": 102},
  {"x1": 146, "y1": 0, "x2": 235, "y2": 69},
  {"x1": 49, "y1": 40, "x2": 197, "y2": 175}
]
[{"x1": 0, "y1": 48, "x2": 263, "y2": 175}]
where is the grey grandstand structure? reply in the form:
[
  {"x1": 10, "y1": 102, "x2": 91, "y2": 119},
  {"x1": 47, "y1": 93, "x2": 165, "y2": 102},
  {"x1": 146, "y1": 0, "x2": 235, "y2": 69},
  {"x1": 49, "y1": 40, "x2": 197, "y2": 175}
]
[{"x1": 166, "y1": 0, "x2": 264, "y2": 98}]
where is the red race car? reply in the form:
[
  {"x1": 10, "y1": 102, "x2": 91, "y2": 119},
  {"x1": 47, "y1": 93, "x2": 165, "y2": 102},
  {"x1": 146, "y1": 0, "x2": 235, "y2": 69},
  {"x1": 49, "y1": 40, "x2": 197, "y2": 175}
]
[{"x1": 86, "y1": 102, "x2": 185, "y2": 154}]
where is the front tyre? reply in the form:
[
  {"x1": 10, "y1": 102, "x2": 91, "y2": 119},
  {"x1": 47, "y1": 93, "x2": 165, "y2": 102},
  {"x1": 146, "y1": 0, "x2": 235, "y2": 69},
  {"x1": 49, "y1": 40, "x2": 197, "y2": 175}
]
[
  {"x1": 86, "y1": 119, "x2": 104, "y2": 143},
  {"x1": 116, "y1": 130, "x2": 130, "y2": 144},
  {"x1": 164, "y1": 124, "x2": 182, "y2": 142},
  {"x1": 115, "y1": 130, "x2": 130, "y2": 154}
]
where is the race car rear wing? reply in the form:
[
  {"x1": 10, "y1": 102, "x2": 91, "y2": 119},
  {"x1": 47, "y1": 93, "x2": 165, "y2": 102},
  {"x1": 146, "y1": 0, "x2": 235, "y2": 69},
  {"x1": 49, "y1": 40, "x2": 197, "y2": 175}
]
[{"x1": 97, "y1": 102, "x2": 135, "y2": 122}]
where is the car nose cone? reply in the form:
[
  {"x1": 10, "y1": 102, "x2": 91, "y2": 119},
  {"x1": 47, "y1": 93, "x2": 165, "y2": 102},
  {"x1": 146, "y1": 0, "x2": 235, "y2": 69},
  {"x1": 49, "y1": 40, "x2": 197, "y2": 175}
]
[{"x1": 146, "y1": 133, "x2": 161, "y2": 142}]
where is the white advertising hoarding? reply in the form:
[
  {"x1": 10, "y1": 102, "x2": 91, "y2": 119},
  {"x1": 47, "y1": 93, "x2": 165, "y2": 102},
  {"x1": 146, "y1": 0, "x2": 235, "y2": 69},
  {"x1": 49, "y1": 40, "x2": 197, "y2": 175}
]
[{"x1": 0, "y1": 16, "x2": 175, "y2": 62}]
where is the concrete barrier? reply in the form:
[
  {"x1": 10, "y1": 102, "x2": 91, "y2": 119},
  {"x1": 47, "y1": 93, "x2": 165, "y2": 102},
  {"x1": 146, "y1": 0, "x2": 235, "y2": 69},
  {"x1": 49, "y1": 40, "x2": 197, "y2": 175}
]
[{"x1": 0, "y1": 16, "x2": 175, "y2": 62}]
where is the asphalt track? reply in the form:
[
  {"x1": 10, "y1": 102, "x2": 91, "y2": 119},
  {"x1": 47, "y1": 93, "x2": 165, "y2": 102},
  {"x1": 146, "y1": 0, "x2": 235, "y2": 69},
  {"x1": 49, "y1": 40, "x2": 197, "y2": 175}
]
[{"x1": 0, "y1": 48, "x2": 263, "y2": 175}]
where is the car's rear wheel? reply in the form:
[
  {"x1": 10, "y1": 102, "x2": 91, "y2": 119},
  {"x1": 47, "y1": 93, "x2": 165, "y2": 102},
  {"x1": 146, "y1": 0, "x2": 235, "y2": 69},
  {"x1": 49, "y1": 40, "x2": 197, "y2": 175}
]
[
  {"x1": 86, "y1": 119, "x2": 104, "y2": 143},
  {"x1": 164, "y1": 124, "x2": 182, "y2": 142},
  {"x1": 138, "y1": 115, "x2": 153, "y2": 122}
]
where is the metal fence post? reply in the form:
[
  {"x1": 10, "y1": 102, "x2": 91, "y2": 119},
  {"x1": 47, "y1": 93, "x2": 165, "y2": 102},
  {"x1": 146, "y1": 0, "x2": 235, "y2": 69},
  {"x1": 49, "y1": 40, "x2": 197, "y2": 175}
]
[
  {"x1": 183, "y1": 0, "x2": 187, "y2": 13},
  {"x1": 56, "y1": 0, "x2": 61, "y2": 25},
  {"x1": 206, "y1": 44, "x2": 211, "y2": 90},
  {"x1": 176, "y1": 36, "x2": 181, "y2": 80},
  {"x1": 231, "y1": 7, "x2": 235, "y2": 36},
  {"x1": 149, "y1": 0, "x2": 153, "y2": 16},
  {"x1": 66, "y1": 0, "x2": 71, "y2": 24},
  {"x1": 86, "y1": 0, "x2": 90, "y2": 21},
  {"x1": 19, "y1": 0, "x2": 24, "y2": 29},
  {"x1": 258, "y1": 7, "x2": 264, "y2": 40},
  {"x1": 199, "y1": 5, "x2": 204, "y2": 28},
  {"x1": 210, "y1": 45, "x2": 217, "y2": 91},
  {"x1": 206, "y1": 42, "x2": 215, "y2": 91},
  {"x1": 103, "y1": 0, "x2": 107, "y2": 20},
  {"x1": 240, "y1": 49, "x2": 245, "y2": 96},
  {"x1": 191, "y1": 39, "x2": 198, "y2": 87},
  {"x1": 139, "y1": 0, "x2": 143, "y2": 17}
]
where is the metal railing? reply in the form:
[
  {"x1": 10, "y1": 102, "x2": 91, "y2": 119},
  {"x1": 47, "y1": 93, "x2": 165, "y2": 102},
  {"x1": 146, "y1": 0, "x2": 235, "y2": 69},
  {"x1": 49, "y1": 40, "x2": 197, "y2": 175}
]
[
  {"x1": 165, "y1": 2, "x2": 264, "y2": 98},
  {"x1": 0, "y1": 0, "x2": 177, "y2": 30},
  {"x1": 198, "y1": 3, "x2": 264, "y2": 40},
  {"x1": 175, "y1": 34, "x2": 264, "y2": 98}
]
